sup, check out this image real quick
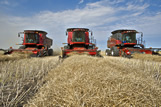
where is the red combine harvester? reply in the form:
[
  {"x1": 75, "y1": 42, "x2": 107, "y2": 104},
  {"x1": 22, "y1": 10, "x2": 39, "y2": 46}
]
[
  {"x1": 3, "y1": 30, "x2": 53, "y2": 57},
  {"x1": 61, "y1": 28, "x2": 101, "y2": 58},
  {"x1": 105, "y1": 29, "x2": 160, "y2": 58}
]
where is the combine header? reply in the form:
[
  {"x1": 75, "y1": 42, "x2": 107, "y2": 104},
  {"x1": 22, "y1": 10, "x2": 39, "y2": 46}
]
[
  {"x1": 105, "y1": 29, "x2": 160, "y2": 58},
  {"x1": 61, "y1": 28, "x2": 101, "y2": 58},
  {"x1": 3, "y1": 30, "x2": 53, "y2": 57}
]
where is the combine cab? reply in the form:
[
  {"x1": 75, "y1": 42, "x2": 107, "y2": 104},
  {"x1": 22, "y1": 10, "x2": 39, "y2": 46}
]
[
  {"x1": 3, "y1": 30, "x2": 53, "y2": 57},
  {"x1": 61, "y1": 28, "x2": 101, "y2": 58},
  {"x1": 106, "y1": 29, "x2": 160, "y2": 58}
]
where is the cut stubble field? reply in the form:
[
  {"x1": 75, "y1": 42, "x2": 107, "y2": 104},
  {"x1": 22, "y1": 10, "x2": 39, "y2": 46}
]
[
  {"x1": 0, "y1": 56, "x2": 60, "y2": 106},
  {"x1": 26, "y1": 55, "x2": 161, "y2": 107},
  {"x1": 0, "y1": 53, "x2": 161, "y2": 106}
]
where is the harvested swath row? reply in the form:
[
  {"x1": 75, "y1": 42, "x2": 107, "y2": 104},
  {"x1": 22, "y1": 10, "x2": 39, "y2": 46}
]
[
  {"x1": 100, "y1": 51, "x2": 106, "y2": 56},
  {"x1": 26, "y1": 55, "x2": 161, "y2": 107},
  {"x1": 0, "y1": 52, "x2": 31, "y2": 62},
  {"x1": 0, "y1": 56, "x2": 59, "y2": 106},
  {"x1": 132, "y1": 53, "x2": 161, "y2": 62}
]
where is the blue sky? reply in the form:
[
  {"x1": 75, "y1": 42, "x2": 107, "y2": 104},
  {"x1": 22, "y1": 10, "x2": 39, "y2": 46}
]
[{"x1": 0, "y1": 0, "x2": 161, "y2": 50}]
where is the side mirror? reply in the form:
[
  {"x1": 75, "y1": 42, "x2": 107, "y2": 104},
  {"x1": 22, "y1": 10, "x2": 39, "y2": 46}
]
[
  {"x1": 141, "y1": 32, "x2": 143, "y2": 37},
  {"x1": 18, "y1": 33, "x2": 20, "y2": 37},
  {"x1": 66, "y1": 31, "x2": 67, "y2": 36},
  {"x1": 18, "y1": 32, "x2": 24, "y2": 37},
  {"x1": 91, "y1": 31, "x2": 93, "y2": 36}
]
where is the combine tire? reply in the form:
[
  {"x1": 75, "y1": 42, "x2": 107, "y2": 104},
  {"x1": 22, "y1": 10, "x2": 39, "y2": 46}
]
[
  {"x1": 111, "y1": 47, "x2": 119, "y2": 56},
  {"x1": 48, "y1": 49, "x2": 53, "y2": 56},
  {"x1": 105, "y1": 49, "x2": 111, "y2": 56},
  {"x1": 19, "y1": 46, "x2": 26, "y2": 49}
]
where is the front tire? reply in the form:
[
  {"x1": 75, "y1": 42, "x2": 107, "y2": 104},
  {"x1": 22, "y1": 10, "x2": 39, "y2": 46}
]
[
  {"x1": 111, "y1": 47, "x2": 119, "y2": 56},
  {"x1": 48, "y1": 49, "x2": 53, "y2": 56},
  {"x1": 105, "y1": 49, "x2": 111, "y2": 56}
]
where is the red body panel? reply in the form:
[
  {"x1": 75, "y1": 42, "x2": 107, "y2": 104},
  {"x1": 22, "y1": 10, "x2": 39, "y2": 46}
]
[
  {"x1": 123, "y1": 43, "x2": 136, "y2": 45},
  {"x1": 63, "y1": 48, "x2": 97, "y2": 56},
  {"x1": 85, "y1": 32, "x2": 89, "y2": 43},
  {"x1": 108, "y1": 38, "x2": 122, "y2": 48},
  {"x1": 121, "y1": 48, "x2": 152, "y2": 56},
  {"x1": 22, "y1": 43, "x2": 37, "y2": 45},
  {"x1": 68, "y1": 32, "x2": 73, "y2": 44},
  {"x1": 70, "y1": 42, "x2": 85, "y2": 45}
]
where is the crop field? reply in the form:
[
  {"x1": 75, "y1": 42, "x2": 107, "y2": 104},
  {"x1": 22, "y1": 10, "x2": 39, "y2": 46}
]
[{"x1": 0, "y1": 53, "x2": 161, "y2": 106}]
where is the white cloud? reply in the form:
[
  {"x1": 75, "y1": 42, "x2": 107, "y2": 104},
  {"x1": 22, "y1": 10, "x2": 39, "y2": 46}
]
[
  {"x1": 0, "y1": 0, "x2": 161, "y2": 49},
  {"x1": 0, "y1": 0, "x2": 9, "y2": 5},
  {"x1": 86, "y1": 0, "x2": 124, "y2": 8},
  {"x1": 126, "y1": 3, "x2": 149, "y2": 11},
  {"x1": 0, "y1": 0, "x2": 18, "y2": 7},
  {"x1": 110, "y1": 0, "x2": 125, "y2": 4},
  {"x1": 79, "y1": 0, "x2": 84, "y2": 4},
  {"x1": 139, "y1": 0, "x2": 144, "y2": 2}
]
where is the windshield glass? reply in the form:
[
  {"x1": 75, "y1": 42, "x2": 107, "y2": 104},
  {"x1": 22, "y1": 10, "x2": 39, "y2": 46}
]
[
  {"x1": 122, "y1": 33, "x2": 136, "y2": 43},
  {"x1": 25, "y1": 33, "x2": 39, "y2": 43},
  {"x1": 72, "y1": 31, "x2": 85, "y2": 42}
]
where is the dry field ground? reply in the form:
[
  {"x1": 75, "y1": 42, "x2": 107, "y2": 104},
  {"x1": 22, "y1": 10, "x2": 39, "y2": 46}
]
[
  {"x1": 101, "y1": 51, "x2": 161, "y2": 62},
  {"x1": 0, "y1": 52, "x2": 31, "y2": 62},
  {"x1": 159, "y1": 51, "x2": 161, "y2": 55},
  {"x1": 0, "y1": 56, "x2": 60, "y2": 106},
  {"x1": 0, "y1": 53, "x2": 161, "y2": 106},
  {"x1": 132, "y1": 53, "x2": 161, "y2": 62}
]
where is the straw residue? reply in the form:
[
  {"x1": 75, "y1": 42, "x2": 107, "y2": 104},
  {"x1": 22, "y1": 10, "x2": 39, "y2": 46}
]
[
  {"x1": 0, "y1": 52, "x2": 31, "y2": 62},
  {"x1": 26, "y1": 55, "x2": 161, "y2": 107},
  {"x1": 0, "y1": 56, "x2": 59, "y2": 106},
  {"x1": 132, "y1": 53, "x2": 161, "y2": 62}
]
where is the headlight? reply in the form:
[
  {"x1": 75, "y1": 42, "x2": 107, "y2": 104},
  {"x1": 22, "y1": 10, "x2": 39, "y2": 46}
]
[{"x1": 126, "y1": 51, "x2": 131, "y2": 55}]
